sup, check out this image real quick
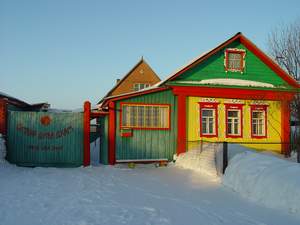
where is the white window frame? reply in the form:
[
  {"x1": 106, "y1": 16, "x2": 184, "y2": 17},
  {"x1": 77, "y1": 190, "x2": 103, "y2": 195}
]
[
  {"x1": 121, "y1": 103, "x2": 170, "y2": 129},
  {"x1": 252, "y1": 110, "x2": 265, "y2": 136},
  {"x1": 225, "y1": 48, "x2": 246, "y2": 73},
  {"x1": 250, "y1": 105, "x2": 267, "y2": 138},
  {"x1": 227, "y1": 109, "x2": 241, "y2": 136},
  {"x1": 133, "y1": 83, "x2": 151, "y2": 91},
  {"x1": 201, "y1": 109, "x2": 216, "y2": 135}
]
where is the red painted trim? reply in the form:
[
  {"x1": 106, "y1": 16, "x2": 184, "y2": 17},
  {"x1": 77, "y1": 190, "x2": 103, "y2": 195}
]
[
  {"x1": 164, "y1": 33, "x2": 243, "y2": 83},
  {"x1": 281, "y1": 101, "x2": 291, "y2": 156},
  {"x1": 108, "y1": 101, "x2": 116, "y2": 165},
  {"x1": 177, "y1": 94, "x2": 186, "y2": 155},
  {"x1": 102, "y1": 87, "x2": 169, "y2": 107},
  {"x1": 224, "y1": 49, "x2": 245, "y2": 72},
  {"x1": 90, "y1": 111, "x2": 109, "y2": 119},
  {"x1": 250, "y1": 105, "x2": 268, "y2": 139},
  {"x1": 119, "y1": 102, "x2": 171, "y2": 130},
  {"x1": 83, "y1": 101, "x2": 91, "y2": 167},
  {"x1": 164, "y1": 33, "x2": 299, "y2": 88},
  {"x1": 199, "y1": 102, "x2": 219, "y2": 137},
  {"x1": 224, "y1": 103, "x2": 244, "y2": 138},
  {"x1": 171, "y1": 86, "x2": 295, "y2": 101},
  {"x1": 121, "y1": 132, "x2": 132, "y2": 137}
]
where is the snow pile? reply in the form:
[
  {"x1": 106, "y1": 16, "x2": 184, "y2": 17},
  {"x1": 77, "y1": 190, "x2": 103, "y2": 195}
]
[
  {"x1": 223, "y1": 151, "x2": 300, "y2": 214},
  {"x1": 177, "y1": 79, "x2": 275, "y2": 88},
  {"x1": 0, "y1": 134, "x2": 6, "y2": 163},
  {"x1": 176, "y1": 144, "x2": 221, "y2": 178}
]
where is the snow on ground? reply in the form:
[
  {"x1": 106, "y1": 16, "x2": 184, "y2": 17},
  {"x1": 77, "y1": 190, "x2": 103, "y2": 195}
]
[
  {"x1": 1, "y1": 162, "x2": 300, "y2": 225},
  {"x1": 223, "y1": 151, "x2": 300, "y2": 215}
]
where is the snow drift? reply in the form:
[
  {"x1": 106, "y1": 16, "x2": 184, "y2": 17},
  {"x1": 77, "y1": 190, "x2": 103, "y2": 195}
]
[
  {"x1": 175, "y1": 143, "x2": 222, "y2": 177},
  {"x1": 223, "y1": 151, "x2": 300, "y2": 214},
  {"x1": 0, "y1": 134, "x2": 6, "y2": 164}
]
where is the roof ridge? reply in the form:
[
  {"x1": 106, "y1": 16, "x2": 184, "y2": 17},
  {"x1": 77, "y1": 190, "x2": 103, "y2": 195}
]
[{"x1": 158, "y1": 32, "x2": 300, "y2": 88}]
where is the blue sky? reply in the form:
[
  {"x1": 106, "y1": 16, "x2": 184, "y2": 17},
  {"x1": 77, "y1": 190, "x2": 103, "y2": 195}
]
[{"x1": 1, "y1": 0, "x2": 299, "y2": 109}]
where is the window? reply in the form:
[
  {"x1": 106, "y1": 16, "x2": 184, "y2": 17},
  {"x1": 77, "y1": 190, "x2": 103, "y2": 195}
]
[
  {"x1": 133, "y1": 83, "x2": 151, "y2": 91},
  {"x1": 225, "y1": 104, "x2": 243, "y2": 138},
  {"x1": 121, "y1": 103, "x2": 170, "y2": 129},
  {"x1": 199, "y1": 102, "x2": 218, "y2": 137},
  {"x1": 251, "y1": 105, "x2": 267, "y2": 138},
  {"x1": 225, "y1": 49, "x2": 245, "y2": 72}
]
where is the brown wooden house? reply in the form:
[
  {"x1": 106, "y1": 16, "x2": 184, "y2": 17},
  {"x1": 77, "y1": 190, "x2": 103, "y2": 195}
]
[{"x1": 102, "y1": 58, "x2": 161, "y2": 99}]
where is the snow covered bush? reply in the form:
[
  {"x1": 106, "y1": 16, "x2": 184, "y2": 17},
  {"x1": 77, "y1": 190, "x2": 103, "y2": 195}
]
[
  {"x1": 223, "y1": 151, "x2": 300, "y2": 214},
  {"x1": 0, "y1": 134, "x2": 7, "y2": 163}
]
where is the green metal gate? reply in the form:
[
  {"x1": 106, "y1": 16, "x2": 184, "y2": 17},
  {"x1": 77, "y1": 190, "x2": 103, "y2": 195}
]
[{"x1": 7, "y1": 111, "x2": 84, "y2": 167}]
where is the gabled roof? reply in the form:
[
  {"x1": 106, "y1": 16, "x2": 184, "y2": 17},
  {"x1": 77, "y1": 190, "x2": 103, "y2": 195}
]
[
  {"x1": 100, "y1": 32, "x2": 300, "y2": 108},
  {"x1": 160, "y1": 32, "x2": 300, "y2": 88},
  {"x1": 99, "y1": 58, "x2": 161, "y2": 103},
  {"x1": 100, "y1": 86, "x2": 168, "y2": 108},
  {"x1": 0, "y1": 91, "x2": 30, "y2": 107}
]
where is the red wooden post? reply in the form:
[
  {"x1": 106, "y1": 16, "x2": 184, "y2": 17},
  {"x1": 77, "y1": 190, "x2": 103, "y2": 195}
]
[
  {"x1": 83, "y1": 101, "x2": 91, "y2": 166},
  {"x1": 0, "y1": 99, "x2": 7, "y2": 136},
  {"x1": 177, "y1": 94, "x2": 186, "y2": 155},
  {"x1": 281, "y1": 100, "x2": 291, "y2": 156},
  {"x1": 108, "y1": 101, "x2": 116, "y2": 165}
]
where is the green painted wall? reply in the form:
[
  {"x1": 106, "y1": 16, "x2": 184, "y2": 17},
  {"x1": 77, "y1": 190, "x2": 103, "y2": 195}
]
[
  {"x1": 99, "y1": 116, "x2": 109, "y2": 164},
  {"x1": 170, "y1": 40, "x2": 290, "y2": 88},
  {"x1": 7, "y1": 111, "x2": 84, "y2": 167},
  {"x1": 115, "y1": 89, "x2": 177, "y2": 161}
]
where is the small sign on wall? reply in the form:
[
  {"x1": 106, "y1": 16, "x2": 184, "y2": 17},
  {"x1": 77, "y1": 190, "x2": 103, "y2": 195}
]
[{"x1": 121, "y1": 128, "x2": 133, "y2": 137}]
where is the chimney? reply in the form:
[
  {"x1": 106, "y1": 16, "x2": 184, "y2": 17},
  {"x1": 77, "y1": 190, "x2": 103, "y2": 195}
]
[{"x1": 116, "y1": 79, "x2": 120, "y2": 84}]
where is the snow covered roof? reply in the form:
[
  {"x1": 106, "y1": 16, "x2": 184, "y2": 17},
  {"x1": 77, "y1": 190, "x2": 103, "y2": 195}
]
[
  {"x1": 0, "y1": 91, "x2": 49, "y2": 109},
  {"x1": 0, "y1": 91, "x2": 30, "y2": 106},
  {"x1": 99, "y1": 32, "x2": 300, "y2": 108},
  {"x1": 158, "y1": 32, "x2": 300, "y2": 88},
  {"x1": 175, "y1": 79, "x2": 276, "y2": 88}
]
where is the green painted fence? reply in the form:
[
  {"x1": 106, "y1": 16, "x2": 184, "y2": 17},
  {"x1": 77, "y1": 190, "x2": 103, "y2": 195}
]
[{"x1": 7, "y1": 111, "x2": 84, "y2": 167}]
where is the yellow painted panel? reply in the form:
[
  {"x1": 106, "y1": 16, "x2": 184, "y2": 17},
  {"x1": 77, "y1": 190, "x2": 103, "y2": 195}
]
[{"x1": 187, "y1": 97, "x2": 282, "y2": 153}]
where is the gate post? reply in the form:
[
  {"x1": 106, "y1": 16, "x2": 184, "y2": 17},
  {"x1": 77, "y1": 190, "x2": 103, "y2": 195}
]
[
  {"x1": 83, "y1": 101, "x2": 91, "y2": 166},
  {"x1": 223, "y1": 142, "x2": 228, "y2": 174},
  {"x1": 0, "y1": 99, "x2": 7, "y2": 136}
]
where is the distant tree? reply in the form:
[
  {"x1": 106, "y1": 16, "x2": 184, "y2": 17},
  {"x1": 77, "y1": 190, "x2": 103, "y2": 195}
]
[{"x1": 268, "y1": 19, "x2": 300, "y2": 161}]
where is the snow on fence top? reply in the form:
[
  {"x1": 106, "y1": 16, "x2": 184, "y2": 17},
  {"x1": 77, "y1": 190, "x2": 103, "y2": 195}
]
[{"x1": 223, "y1": 151, "x2": 300, "y2": 215}]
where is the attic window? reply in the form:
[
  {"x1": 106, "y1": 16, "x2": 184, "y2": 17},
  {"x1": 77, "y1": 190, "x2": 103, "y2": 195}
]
[
  {"x1": 225, "y1": 49, "x2": 245, "y2": 72},
  {"x1": 133, "y1": 83, "x2": 150, "y2": 91}
]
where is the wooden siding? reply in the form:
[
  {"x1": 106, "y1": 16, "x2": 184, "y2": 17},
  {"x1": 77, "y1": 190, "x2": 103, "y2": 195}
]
[
  {"x1": 115, "y1": 90, "x2": 177, "y2": 161},
  {"x1": 187, "y1": 97, "x2": 282, "y2": 152},
  {"x1": 7, "y1": 111, "x2": 84, "y2": 167},
  {"x1": 110, "y1": 60, "x2": 160, "y2": 96},
  {"x1": 172, "y1": 40, "x2": 290, "y2": 88}
]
